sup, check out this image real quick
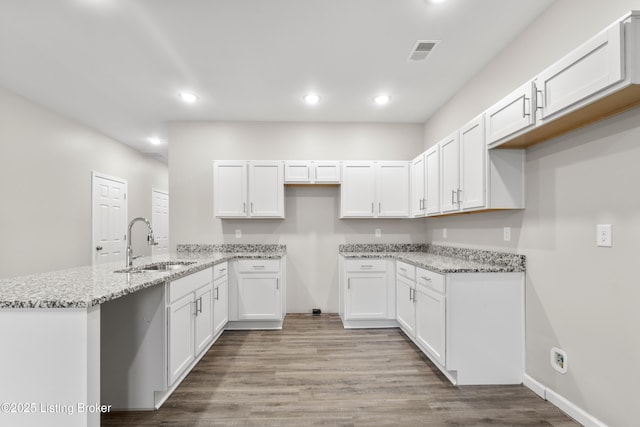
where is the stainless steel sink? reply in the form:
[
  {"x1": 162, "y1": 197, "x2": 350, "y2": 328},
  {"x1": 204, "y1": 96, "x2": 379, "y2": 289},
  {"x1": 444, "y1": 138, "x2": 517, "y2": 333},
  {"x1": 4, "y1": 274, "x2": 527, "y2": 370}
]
[{"x1": 115, "y1": 261, "x2": 196, "y2": 274}]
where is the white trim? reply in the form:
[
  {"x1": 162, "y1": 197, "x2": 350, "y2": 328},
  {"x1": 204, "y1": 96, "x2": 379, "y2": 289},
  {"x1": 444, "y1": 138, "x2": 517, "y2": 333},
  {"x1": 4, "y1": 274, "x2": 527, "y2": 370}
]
[
  {"x1": 523, "y1": 374, "x2": 608, "y2": 427},
  {"x1": 523, "y1": 373, "x2": 546, "y2": 399}
]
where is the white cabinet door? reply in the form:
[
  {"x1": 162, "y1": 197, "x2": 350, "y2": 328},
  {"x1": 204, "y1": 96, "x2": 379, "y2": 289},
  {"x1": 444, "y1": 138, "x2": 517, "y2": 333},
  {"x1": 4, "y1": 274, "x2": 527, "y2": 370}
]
[
  {"x1": 485, "y1": 81, "x2": 536, "y2": 148},
  {"x1": 415, "y1": 284, "x2": 446, "y2": 366},
  {"x1": 376, "y1": 162, "x2": 410, "y2": 217},
  {"x1": 425, "y1": 145, "x2": 440, "y2": 215},
  {"x1": 213, "y1": 161, "x2": 247, "y2": 217},
  {"x1": 213, "y1": 277, "x2": 228, "y2": 337},
  {"x1": 238, "y1": 275, "x2": 281, "y2": 320},
  {"x1": 314, "y1": 161, "x2": 341, "y2": 183},
  {"x1": 284, "y1": 161, "x2": 311, "y2": 183},
  {"x1": 341, "y1": 162, "x2": 375, "y2": 217},
  {"x1": 440, "y1": 133, "x2": 460, "y2": 213},
  {"x1": 459, "y1": 116, "x2": 486, "y2": 211},
  {"x1": 411, "y1": 154, "x2": 426, "y2": 217},
  {"x1": 168, "y1": 293, "x2": 195, "y2": 385},
  {"x1": 194, "y1": 283, "x2": 214, "y2": 356},
  {"x1": 345, "y1": 273, "x2": 388, "y2": 320},
  {"x1": 537, "y1": 21, "x2": 624, "y2": 122},
  {"x1": 396, "y1": 276, "x2": 416, "y2": 337},
  {"x1": 248, "y1": 161, "x2": 284, "y2": 217}
]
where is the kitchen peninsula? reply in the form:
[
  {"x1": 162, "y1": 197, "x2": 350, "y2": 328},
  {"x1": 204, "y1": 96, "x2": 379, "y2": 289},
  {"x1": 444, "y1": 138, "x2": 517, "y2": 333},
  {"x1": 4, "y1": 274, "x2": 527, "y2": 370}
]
[{"x1": 0, "y1": 244, "x2": 286, "y2": 427}]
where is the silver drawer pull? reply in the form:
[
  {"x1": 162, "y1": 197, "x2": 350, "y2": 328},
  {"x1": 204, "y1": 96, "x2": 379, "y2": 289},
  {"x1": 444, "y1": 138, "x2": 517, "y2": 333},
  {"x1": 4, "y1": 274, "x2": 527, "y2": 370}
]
[
  {"x1": 219, "y1": 268, "x2": 227, "y2": 273},
  {"x1": 421, "y1": 276, "x2": 432, "y2": 281},
  {"x1": 252, "y1": 265, "x2": 266, "y2": 269},
  {"x1": 360, "y1": 265, "x2": 373, "y2": 269}
]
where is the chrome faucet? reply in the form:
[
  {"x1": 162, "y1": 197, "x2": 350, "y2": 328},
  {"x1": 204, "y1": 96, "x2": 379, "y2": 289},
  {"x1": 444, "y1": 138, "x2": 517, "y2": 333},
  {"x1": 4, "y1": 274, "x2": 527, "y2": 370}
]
[{"x1": 126, "y1": 217, "x2": 157, "y2": 266}]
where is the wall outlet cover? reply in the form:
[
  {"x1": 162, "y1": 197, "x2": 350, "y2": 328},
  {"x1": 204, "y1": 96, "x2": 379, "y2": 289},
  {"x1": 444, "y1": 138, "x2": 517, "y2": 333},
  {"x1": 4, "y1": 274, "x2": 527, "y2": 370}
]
[
  {"x1": 551, "y1": 347, "x2": 568, "y2": 374},
  {"x1": 235, "y1": 229, "x2": 242, "y2": 238},
  {"x1": 503, "y1": 227, "x2": 511, "y2": 242},
  {"x1": 596, "y1": 224, "x2": 612, "y2": 247}
]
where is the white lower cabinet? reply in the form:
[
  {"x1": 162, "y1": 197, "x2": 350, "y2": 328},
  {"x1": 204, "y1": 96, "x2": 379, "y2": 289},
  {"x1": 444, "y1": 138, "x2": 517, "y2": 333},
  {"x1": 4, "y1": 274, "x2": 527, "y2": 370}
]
[
  {"x1": 167, "y1": 268, "x2": 214, "y2": 386},
  {"x1": 228, "y1": 257, "x2": 286, "y2": 329},
  {"x1": 396, "y1": 261, "x2": 525, "y2": 385},
  {"x1": 101, "y1": 266, "x2": 217, "y2": 411},
  {"x1": 339, "y1": 257, "x2": 397, "y2": 328},
  {"x1": 415, "y1": 272, "x2": 446, "y2": 366},
  {"x1": 395, "y1": 261, "x2": 416, "y2": 336},
  {"x1": 213, "y1": 262, "x2": 229, "y2": 338}
]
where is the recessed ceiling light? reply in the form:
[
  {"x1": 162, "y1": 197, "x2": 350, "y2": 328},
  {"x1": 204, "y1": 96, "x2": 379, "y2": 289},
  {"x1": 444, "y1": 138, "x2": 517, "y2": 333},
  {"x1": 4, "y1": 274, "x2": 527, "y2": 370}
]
[
  {"x1": 179, "y1": 92, "x2": 198, "y2": 103},
  {"x1": 148, "y1": 137, "x2": 162, "y2": 146},
  {"x1": 374, "y1": 95, "x2": 391, "y2": 105},
  {"x1": 303, "y1": 94, "x2": 321, "y2": 105},
  {"x1": 427, "y1": 0, "x2": 448, "y2": 4}
]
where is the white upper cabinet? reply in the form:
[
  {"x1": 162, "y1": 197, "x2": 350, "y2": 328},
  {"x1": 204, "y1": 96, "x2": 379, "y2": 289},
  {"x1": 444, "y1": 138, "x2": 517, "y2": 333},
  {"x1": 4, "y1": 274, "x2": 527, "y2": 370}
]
[
  {"x1": 488, "y1": 12, "x2": 640, "y2": 149},
  {"x1": 536, "y1": 20, "x2": 624, "y2": 123},
  {"x1": 213, "y1": 161, "x2": 284, "y2": 218},
  {"x1": 410, "y1": 154, "x2": 426, "y2": 217},
  {"x1": 341, "y1": 161, "x2": 410, "y2": 218},
  {"x1": 425, "y1": 145, "x2": 440, "y2": 215},
  {"x1": 377, "y1": 162, "x2": 410, "y2": 217},
  {"x1": 439, "y1": 132, "x2": 460, "y2": 214},
  {"x1": 284, "y1": 161, "x2": 341, "y2": 184},
  {"x1": 213, "y1": 161, "x2": 247, "y2": 218},
  {"x1": 459, "y1": 116, "x2": 486, "y2": 211},
  {"x1": 249, "y1": 162, "x2": 285, "y2": 217},
  {"x1": 486, "y1": 81, "x2": 536, "y2": 148},
  {"x1": 341, "y1": 162, "x2": 376, "y2": 217}
]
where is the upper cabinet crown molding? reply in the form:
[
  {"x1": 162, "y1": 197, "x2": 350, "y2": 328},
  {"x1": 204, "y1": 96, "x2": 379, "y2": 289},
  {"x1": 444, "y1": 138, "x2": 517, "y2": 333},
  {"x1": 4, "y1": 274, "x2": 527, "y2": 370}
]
[{"x1": 489, "y1": 11, "x2": 640, "y2": 149}]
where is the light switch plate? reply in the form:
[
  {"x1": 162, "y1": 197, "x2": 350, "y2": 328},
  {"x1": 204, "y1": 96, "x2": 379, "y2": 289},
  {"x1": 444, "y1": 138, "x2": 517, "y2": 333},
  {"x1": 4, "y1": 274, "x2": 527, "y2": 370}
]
[
  {"x1": 503, "y1": 227, "x2": 511, "y2": 242},
  {"x1": 596, "y1": 224, "x2": 612, "y2": 247},
  {"x1": 375, "y1": 228, "x2": 381, "y2": 238}
]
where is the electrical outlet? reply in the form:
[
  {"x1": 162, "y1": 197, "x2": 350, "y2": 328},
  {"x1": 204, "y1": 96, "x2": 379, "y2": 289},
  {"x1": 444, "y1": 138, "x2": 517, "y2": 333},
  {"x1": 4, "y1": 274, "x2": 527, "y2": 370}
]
[
  {"x1": 375, "y1": 228, "x2": 381, "y2": 238},
  {"x1": 503, "y1": 227, "x2": 511, "y2": 242},
  {"x1": 551, "y1": 347, "x2": 568, "y2": 374},
  {"x1": 235, "y1": 229, "x2": 242, "y2": 238},
  {"x1": 442, "y1": 228, "x2": 447, "y2": 239},
  {"x1": 596, "y1": 224, "x2": 612, "y2": 247}
]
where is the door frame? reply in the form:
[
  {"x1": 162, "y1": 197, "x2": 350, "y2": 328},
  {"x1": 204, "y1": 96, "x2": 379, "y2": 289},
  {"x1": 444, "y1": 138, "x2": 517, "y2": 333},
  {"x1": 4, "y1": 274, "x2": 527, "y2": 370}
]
[{"x1": 151, "y1": 188, "x2": 169, "y2": 255}]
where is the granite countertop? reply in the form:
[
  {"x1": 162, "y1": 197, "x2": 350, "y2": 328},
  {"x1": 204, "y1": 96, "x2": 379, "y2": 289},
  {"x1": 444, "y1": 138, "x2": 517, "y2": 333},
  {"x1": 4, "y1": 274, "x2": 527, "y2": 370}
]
[
  {"x1": 339, "y1": 243, "x2": 525, "y2": 274},
  {"x1": 0, "y1": 244, "x2": 285, "y2": 309}
]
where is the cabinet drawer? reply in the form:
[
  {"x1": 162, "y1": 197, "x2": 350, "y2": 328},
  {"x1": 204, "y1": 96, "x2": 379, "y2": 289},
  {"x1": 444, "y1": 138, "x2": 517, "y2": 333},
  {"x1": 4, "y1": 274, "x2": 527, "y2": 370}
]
[
  {"x1": 237, "y1": 259, "x2": 280, "y2": 273},
  {"x1": 213, "y1": 262, "x2": 228, "y2": 280},
  {"x1": 396, "y1": 261, "x2": 416, "y2": 281},
  {"x1": 169, "y1": 268, "x2": 213, "y2": 304},
  {"x1": 345, "y1": 259, "x2": 387, "y2": 272},
  {"x1": 417, "y1": 268, "x2": 445, "y2": 294}
]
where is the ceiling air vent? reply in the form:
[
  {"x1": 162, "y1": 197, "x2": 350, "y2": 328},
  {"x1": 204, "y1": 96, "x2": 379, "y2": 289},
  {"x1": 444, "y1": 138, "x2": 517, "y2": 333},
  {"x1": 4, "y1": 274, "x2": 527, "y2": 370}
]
[{"x1": 408, "y1": 40, "x2": 439, "y2": 62}]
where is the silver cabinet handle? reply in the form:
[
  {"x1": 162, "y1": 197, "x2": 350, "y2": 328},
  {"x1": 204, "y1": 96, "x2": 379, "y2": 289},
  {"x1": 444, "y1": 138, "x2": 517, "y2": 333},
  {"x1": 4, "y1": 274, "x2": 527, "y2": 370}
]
[
  {"x1": 95, "y1": 246, "x2": 103, "y2": 251},
  {"x1": 360, "y1": 265, "x2": 373, "y2": 269},
  {"x1": 523, "y1": 96, "x2": 530, "y2": 117},
  {"x1": 215, "y1": 287, "x2": 219, "y2": 301},
  {"x1": 347, "y1": 278, "x2": 351, "y2": 290},
  {"x1": 253, "y1": 265, "x2": 265, "y2": 269},
  {"x1": 535, "y1": 85, "x2": 544, "y2": 111},
  {"x1": 451, "y1": 189, "x2": 455, "y2": 205},
  {"x1": 243, "y1": 202, "x2": 246, "y2": 213},
  {"x1": 371, "y1": 202, "x2": 374, "y2": 214},
  {"x1": 378, "y1": 202, "x2": 381, "y2": 214},
  {"x1": 276, "y1": 278, "x2": 279, "y2": 290},
  {"x1": 196, "y1": 297, "x2": 203, "y2": 314},
  {"x1": 457, "y1": 189, "x2": 462, "y2": 204},
  {"x1": 409, "y1": 288, "x2": 414, "y2": 301},
  {"x1": 250, "y1": 202, "x2": 254, "y2": 213}
]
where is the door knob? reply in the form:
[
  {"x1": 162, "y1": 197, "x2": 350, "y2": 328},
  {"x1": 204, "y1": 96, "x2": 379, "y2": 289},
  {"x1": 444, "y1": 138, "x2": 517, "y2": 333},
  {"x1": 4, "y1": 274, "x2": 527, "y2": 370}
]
[{"x1": 95, "y1": 246, "x2": 103, "y2": 251}]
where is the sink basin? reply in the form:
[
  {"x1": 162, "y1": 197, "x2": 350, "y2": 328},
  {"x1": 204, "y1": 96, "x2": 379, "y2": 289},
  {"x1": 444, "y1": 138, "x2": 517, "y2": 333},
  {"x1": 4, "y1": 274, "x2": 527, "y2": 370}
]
[{"x1": 114, "y1": 261, "x2": 196, "y2": 274}]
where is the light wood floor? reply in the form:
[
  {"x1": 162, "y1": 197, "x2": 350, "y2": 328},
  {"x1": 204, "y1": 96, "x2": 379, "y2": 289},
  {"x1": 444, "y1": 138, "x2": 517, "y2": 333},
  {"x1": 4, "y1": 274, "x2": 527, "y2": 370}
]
[{"x1": 102, "y1": 314, "x2": 578, "y2": 426}]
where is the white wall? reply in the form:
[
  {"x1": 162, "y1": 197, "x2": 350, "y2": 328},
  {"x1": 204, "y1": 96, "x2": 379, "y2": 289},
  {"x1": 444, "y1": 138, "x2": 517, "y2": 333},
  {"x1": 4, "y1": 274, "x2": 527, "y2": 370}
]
[
  {"x1": 168, "y1": 121, "x2": 426, "y2": 313},
  {"x1": 0, "y1": 86, "x2": 168, "y2": 279},
  {"x1": 422, "y1": 1, "x2": 640, "y2": 426}
]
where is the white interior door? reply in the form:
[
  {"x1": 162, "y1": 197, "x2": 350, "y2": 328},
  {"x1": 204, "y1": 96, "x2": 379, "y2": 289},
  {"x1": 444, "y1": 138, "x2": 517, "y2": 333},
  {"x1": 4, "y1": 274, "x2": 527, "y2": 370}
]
[
  {"x1": 92, "y1": 172, "x2": 127, "y2": 265},
  {"x1": 152, "y1": 189, "x2": 169, "y2": 255}
]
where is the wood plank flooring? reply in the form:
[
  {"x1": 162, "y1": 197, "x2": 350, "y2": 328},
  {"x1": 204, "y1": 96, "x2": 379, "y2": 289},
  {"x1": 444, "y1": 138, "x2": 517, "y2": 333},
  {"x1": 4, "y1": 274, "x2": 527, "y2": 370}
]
[{"x1": 101, "y1": 314, "x2": 578, "y2": 426}]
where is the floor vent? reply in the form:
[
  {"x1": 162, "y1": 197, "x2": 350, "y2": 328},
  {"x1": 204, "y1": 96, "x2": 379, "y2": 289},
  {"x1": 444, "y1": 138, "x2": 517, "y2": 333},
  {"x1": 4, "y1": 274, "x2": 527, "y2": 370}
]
[{"x1": 408, "y1": 40, "x2": 439, "y2": 61}]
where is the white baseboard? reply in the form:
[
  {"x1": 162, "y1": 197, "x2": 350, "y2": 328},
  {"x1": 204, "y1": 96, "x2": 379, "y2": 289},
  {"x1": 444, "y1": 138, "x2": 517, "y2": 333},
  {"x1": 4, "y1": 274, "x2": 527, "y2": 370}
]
[{"x1": 523, "y1": 374, "x2": 607, "y2": 427}]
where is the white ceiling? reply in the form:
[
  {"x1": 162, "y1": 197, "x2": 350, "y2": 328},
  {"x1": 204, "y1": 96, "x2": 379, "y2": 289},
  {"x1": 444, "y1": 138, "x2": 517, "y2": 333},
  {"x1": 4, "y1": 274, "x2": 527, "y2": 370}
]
[{"x1": 0, "y1": 0, "x2": 555, "y2": 161}]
